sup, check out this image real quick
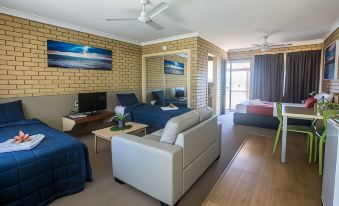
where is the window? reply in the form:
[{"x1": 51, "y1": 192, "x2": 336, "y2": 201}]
[
  {"x1": 226, "y1": 60, "x2": 251, "y2": 110},
  {"x1": 208, "y1": 60, "x2": 214, "y2": 82}
]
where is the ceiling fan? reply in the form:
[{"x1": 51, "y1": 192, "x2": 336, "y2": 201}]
[
  {"x1": 253, "y1": 35, "x2": 292, "y2": 51},
  {"x1": 105, "y1": 0, "x2": 169, "y2": 30}
]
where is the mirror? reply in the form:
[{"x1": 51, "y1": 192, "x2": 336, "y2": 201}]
[{"x1": 145, "y1": 52, "x2": 188, "y2": 108}]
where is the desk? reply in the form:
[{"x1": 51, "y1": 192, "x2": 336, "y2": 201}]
[
  {"x1": 62, "y1": 111, "x2": 115, "y2": 132},
  {"x1": 281, "y1": 106, "x2": 322, "y2": 163}
]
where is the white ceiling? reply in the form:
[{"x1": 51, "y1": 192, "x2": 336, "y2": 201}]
[{"x1": 1, "y1": 0, "x2": 338, "y2": 51}]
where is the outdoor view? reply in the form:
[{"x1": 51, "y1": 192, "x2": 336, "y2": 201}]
[{"x1": 226, "y1": 61, "x2": 251, "y2": 110}]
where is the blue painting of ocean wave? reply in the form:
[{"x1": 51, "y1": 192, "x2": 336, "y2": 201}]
[
  {"x1": 47, "y1": 40, "x2": 112, "y2": 70},
  {"x1": 48, "y1": 54, "x2": 112, "y2": 70},
  {"x1": 164, "y1": 60, "x2": 184, "y2": 75}
]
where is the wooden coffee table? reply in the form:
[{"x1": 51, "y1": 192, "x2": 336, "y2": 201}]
[{"x1": 92, "y1": 122, "x2": 148, "y2": 153}]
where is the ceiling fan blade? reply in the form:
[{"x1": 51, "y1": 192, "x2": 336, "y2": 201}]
[
  {"x1": 270, "y1": 43, "x2": 293, "y2": 47},
  {"x1": 146, "y1": 20, "x2": 164, "y2": 30},
  {"x1": 147, "y1": 2, "x2": 169, "y2": 18},
  {"x1": 106, "y1": 18, "x2": 136, "y2": 21},
  {"x1": 252, "y1": 44, "x2": 262, "y2": 47}
]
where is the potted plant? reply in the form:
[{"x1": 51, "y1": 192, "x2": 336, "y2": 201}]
[{"x1": 114, "y1": 113, "x2": 129, "y2": 128}]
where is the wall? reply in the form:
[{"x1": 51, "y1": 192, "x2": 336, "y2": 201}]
[
  {"x1": 0, "y1": 13, "x2": 142, "y2": 99},
  {"x1": 142, "y1": 37, "x2": 227, "y2": 114},
  {"x1": 228, "y1": 43, "x2": 323, "y2": 100},
  {"x1": 197, "y1": 38, "x2": 227, "y2": 114},
  {"x1": 1, "y1": 13, "x2": 228, "y2": 123},
  {"x1": 228, "y1": 43, "x2": 322, "y2": 60},
  {"x1": 0, "y1": 13, "x2": 142, "y2": 130},
  {"x1": 0, "y1": 90, "x2": 142, "y2": 130},
  {"x1": 146, "y1": 54, "x2": 187, "y2": 91},
  {"x1": 322, "y1": 28, "x2": 339, "y2": 93}
]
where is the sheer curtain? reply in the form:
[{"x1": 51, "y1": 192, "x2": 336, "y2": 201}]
[
  {"x1": 284, "y1": 50, "x2": 321, "y2": 103},
  {"x1": 252, "y1": 54, "x2": 284, "y2": 102}
]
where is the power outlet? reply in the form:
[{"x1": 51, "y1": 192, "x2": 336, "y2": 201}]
[{"x1": 74, "y1": 101, "x2": 79, "y2": 113}]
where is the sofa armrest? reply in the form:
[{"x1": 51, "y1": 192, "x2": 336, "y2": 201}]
[{"x1": 111, "y1": 134, "x2": 183, "y2": 205}]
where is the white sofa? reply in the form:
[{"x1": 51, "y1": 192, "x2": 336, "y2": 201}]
[{"x1": 111, "y1": 107, "x2": 221, "y2": 206}]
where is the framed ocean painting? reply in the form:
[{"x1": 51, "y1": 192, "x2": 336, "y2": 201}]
[
  {"x1": 164, "y1": 59, "x2": 184, "y2": 75},
  {"x1": 47, "y1": 40, "x2": 112, "y2": 70},
  {"x1": 324, "y1": 41, "x2": 337, "y2": 80}
]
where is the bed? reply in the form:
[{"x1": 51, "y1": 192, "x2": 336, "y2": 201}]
[
  {"x1": 233, "y1": 100, "x2": 311, "y2": 129},
  {"x1": 152, "y1": 90, "x2": 187, "y2": 108},
  {"x1": 0, "y1": 101, "x2": 92, "y2": 205},
  {"x1": 116, "y1": 93, "x2": 190, "y2": 131}
]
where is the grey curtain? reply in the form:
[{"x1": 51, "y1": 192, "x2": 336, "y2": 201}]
[
  {"x1": 284, "y1": 50, "x2": 321, "y2": 103},
  {"x1": 252, "y1": 54, "x2": 284, "y2": 102}
]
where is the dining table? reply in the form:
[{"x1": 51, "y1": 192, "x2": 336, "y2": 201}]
[{"x1": 281, "y1": 105, "x2": 323, "y2": 163}]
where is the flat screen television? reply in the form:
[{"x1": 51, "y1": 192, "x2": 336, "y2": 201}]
[{"x1": 78, "y1": 92, "x2": 107, "y2": 114}]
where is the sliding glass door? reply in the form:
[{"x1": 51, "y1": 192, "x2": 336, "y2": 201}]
[{"x1": 225, "y1": 60, "x2": 251, "y2": 110}]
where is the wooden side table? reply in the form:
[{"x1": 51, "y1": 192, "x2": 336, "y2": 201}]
[
  {"x1": 62, "y1": 111, "x2": 115, "y2": 132},
  {"x1": 92, "y1": 122, "x2": 148, "y2": 153}
]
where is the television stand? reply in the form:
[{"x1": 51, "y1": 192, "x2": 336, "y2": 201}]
[
  {"x1": 62, "y1": 111, "x2": 115, "y2": 132},
  {"x1": 84, "y1": 110, "x2": 106, "y2": 115}
]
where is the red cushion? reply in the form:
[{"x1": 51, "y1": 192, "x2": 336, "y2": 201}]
[{"x1": 304, "y1": 97, "x2": 316, "y2": 108}]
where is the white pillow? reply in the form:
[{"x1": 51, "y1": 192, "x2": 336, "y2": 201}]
[
  {"x1": 314, "y1": 93, "x2": 333, "y2": 103},
  {"x1": 160, "y1": 111, "x2": 199, "y2": 144},
  {"x1": 195, "y1": 107, "x2": 214, "y2": 122}
]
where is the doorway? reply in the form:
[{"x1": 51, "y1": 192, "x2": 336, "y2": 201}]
[
  {"x1": 225, "y1": 60, "x2": 251, "y2": 110},
  {"x1": 207, "y1": 55, "x2": 214, "y2": 108}
]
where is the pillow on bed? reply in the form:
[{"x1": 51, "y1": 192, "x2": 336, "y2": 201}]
[
  {"x1": 0, "y1": 105, "x2": 6, "y2": 124},
  {"x1": 117, "y1": 93, "x2": 139, "y2": 106},
  {"x1": 304, "y1": 97, "x2": 316, "y2": 108},
  {"x1": 152, "y1": 90, "x2": 166, "y2": 101},
  {"x1": 314, "y1": 93, "x2": 333, "y2": 103},
  {"x1": 175, "y1": 89, "x2": 185, "y2": 98},
  {"x1": 0, "y1": 100, "x2": 25, "y2": 123}
]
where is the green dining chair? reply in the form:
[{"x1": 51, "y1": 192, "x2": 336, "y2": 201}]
[
  {"x1": 273, "y1": 102, "x2": 314, "y2": 163},
  {"x1": 313, "y1": 103, "x2": 339, "y2": 128},
  {"x1": 312, "y1": 103, "x2": 339, "y2": 158},
  {"x1": 314, "y1": 110, "x2": 339, "y2": 175},
  {"x1": 314, "y1": 103, "x2": 339, "y2": 112}
]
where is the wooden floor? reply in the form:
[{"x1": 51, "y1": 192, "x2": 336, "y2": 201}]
[{"x1": 202, "y1": 134, "x2": 323, "y2": 206}]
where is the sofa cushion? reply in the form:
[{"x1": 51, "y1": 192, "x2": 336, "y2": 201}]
[
  {"x1": 160, "y1": 111, "x2": 199, "y2": 144},
  {"x1": 151, "y1": 129, "x2": 164, "y2": 136},
  {"x1": 196, "y1": 107, "x2": 213, "y2": 122},
  {"x1": 143, "y1": 134, "x2": 161, "y2": 142}
]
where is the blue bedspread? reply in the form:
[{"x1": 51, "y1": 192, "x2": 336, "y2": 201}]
[
  {"x1": 0, "y1": 119, "x2": 92, "y2": 206},
  {"x1": 125, "y1": 104, "x2": 190, "y2": 130}
]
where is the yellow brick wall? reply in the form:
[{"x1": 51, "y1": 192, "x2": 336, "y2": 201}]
[
  {"x1": 197, "y1": 38, "x2": 227, "y2": 113},
  {"x1": 146, "y1": 54, "x2": 187, "y2": 91},
  {"x1": 228, "y1": 43, "x2": 323, "y2": 60},
  {"x1": 1, "y1": 13, "x2": 228, "y2": 111},
  {"x1": 322, "y1": 28, "x2": 339, "y2": 93},
  {"x1": 0, "y1": 13, "x2": 142, "y2": 99},
  {"x1": 142, "y1": 37, "x2": 227, "y2": 111},
  {"x1": 143, "y1": 37, "x2": 198, "y2": 107}
]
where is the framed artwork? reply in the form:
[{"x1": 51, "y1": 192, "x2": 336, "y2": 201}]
[
  {"x1": 164, "y1": 59, "x2": 184, "y2": 75},
  {"x1": 324, "y1": 41, "x2": 338, "y2": 80},
  {"x1": 47, "y1": 40, "x2": 112, "y2": 70}
]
